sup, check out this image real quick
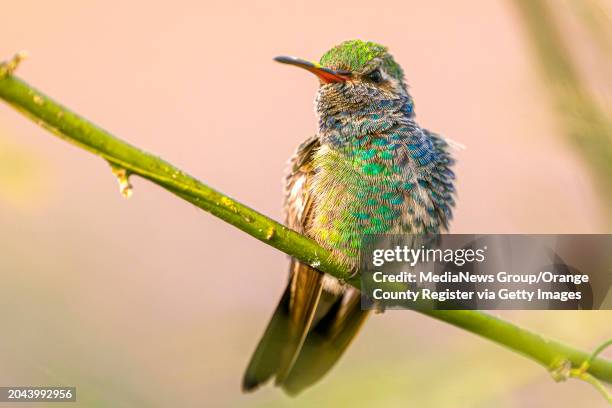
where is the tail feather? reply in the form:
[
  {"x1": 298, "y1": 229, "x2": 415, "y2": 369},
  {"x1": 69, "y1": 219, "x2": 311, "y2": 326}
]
[
  {"x1": 242, "y1": 285, "x2": 292, "y2": 392},
  {"x1": 243, "y1": 264, "x2": 367, "y2": 395},
  {"x1": 274, "y1": 263, "x2": 323, "y2": 384},
  {"x1": 281, "y1": 289, "x2": 369, "y2": 395},
  {"x1": 242, "y1": 262, "x2": 323, "y2": 392}
]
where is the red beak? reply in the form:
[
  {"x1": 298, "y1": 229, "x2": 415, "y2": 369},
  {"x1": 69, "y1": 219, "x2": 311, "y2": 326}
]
[{"x1": 274, "y1": 56, "x2": 351, "y2": 84}]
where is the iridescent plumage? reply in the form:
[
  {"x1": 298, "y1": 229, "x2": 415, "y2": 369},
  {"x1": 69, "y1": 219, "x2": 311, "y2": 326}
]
[{"x1": 244, "y1": 40, "x2": 456, "y2": 395}]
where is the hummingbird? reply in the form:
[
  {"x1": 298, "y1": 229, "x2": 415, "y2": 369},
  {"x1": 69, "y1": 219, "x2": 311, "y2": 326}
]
[{"x1": 243, "y1": 40, "x2": 456, "y2": 395}]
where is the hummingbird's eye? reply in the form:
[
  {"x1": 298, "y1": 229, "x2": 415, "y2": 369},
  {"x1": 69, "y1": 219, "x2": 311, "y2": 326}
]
[{"x1": 366, "y1": 68, "x2": 384, "y2": 83}]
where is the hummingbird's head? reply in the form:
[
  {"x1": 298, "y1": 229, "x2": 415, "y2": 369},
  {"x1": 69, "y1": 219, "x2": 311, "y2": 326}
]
[{"x1": 275, "y1": 40, "x2": 411, "y2": 121}]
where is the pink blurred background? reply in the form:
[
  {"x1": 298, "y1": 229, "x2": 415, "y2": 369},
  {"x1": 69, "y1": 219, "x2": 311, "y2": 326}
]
[{"x1": 1, "y1": 1, "x2": 611, "y2": 407}]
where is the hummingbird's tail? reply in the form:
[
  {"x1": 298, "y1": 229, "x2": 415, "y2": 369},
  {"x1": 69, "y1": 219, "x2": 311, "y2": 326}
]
[
  {"x1": 242, "y1": 261, "x2": 323, "y2": 392},
  {"x1": 242, "y1": 261, "x2": 369, "y2": 395},
  {"x1": 279, "y1": 286, "x2": 369, "y2": 395},
  {"x1": 242, "y1": 282, "x2": 293, "y2": 392}
]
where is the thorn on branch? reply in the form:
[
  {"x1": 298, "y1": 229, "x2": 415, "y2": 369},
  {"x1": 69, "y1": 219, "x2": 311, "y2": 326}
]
[
  {"x1": 109, "y1": 162, "x2": 133, "y2": 199},
  {"x1": 0, "y1": 51, "x2": 28, "y2": 78},
  {"x1": 550, "y1": 359, "x2": 572, "y2": 382}
]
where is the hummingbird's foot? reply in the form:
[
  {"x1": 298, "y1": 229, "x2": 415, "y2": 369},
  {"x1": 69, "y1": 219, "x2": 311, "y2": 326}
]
[{"x1": 0, "y1": 51, "x2": 28, "y2": 78}]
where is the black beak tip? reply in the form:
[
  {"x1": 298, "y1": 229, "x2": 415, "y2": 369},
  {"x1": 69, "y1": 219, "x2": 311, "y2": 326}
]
[{"x1": 274, "y1": 56, "x2": 298, "y2": 65}]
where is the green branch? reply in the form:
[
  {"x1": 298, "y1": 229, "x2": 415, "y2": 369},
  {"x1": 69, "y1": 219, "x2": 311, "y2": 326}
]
[{"x1": 1, "y1": 57, "x2": 611, "y2": 394}]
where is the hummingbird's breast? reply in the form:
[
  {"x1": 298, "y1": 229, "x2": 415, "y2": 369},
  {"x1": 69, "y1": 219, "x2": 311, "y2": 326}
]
[{"x1": 305, "y1": 119, "x2": 455, "y2": 273}]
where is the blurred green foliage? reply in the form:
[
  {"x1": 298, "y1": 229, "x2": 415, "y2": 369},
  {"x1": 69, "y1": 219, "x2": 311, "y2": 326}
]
[{"x1": 514, "y1": 0, "x2": 612, "y2": 219}]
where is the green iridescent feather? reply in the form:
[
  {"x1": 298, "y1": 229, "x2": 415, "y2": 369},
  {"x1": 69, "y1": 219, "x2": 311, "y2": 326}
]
[{"x1": 319, "y1": 39, "x2": 404, "y2": 80}]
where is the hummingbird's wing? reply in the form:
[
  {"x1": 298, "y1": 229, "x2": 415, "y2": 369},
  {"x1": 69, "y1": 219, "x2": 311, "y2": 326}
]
[
  {"x1": 275, "y1": 135, "x2": 329, "y2": 384},
  {"x1": 283, "y1": 135, "x2": 319, "y2": 233},
  {"x1": 244, "y1": 135, "x2": 369, "y2": 394},
  {"x1": 243, "y1": 136, "x2": 324, "y2": 391}
]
